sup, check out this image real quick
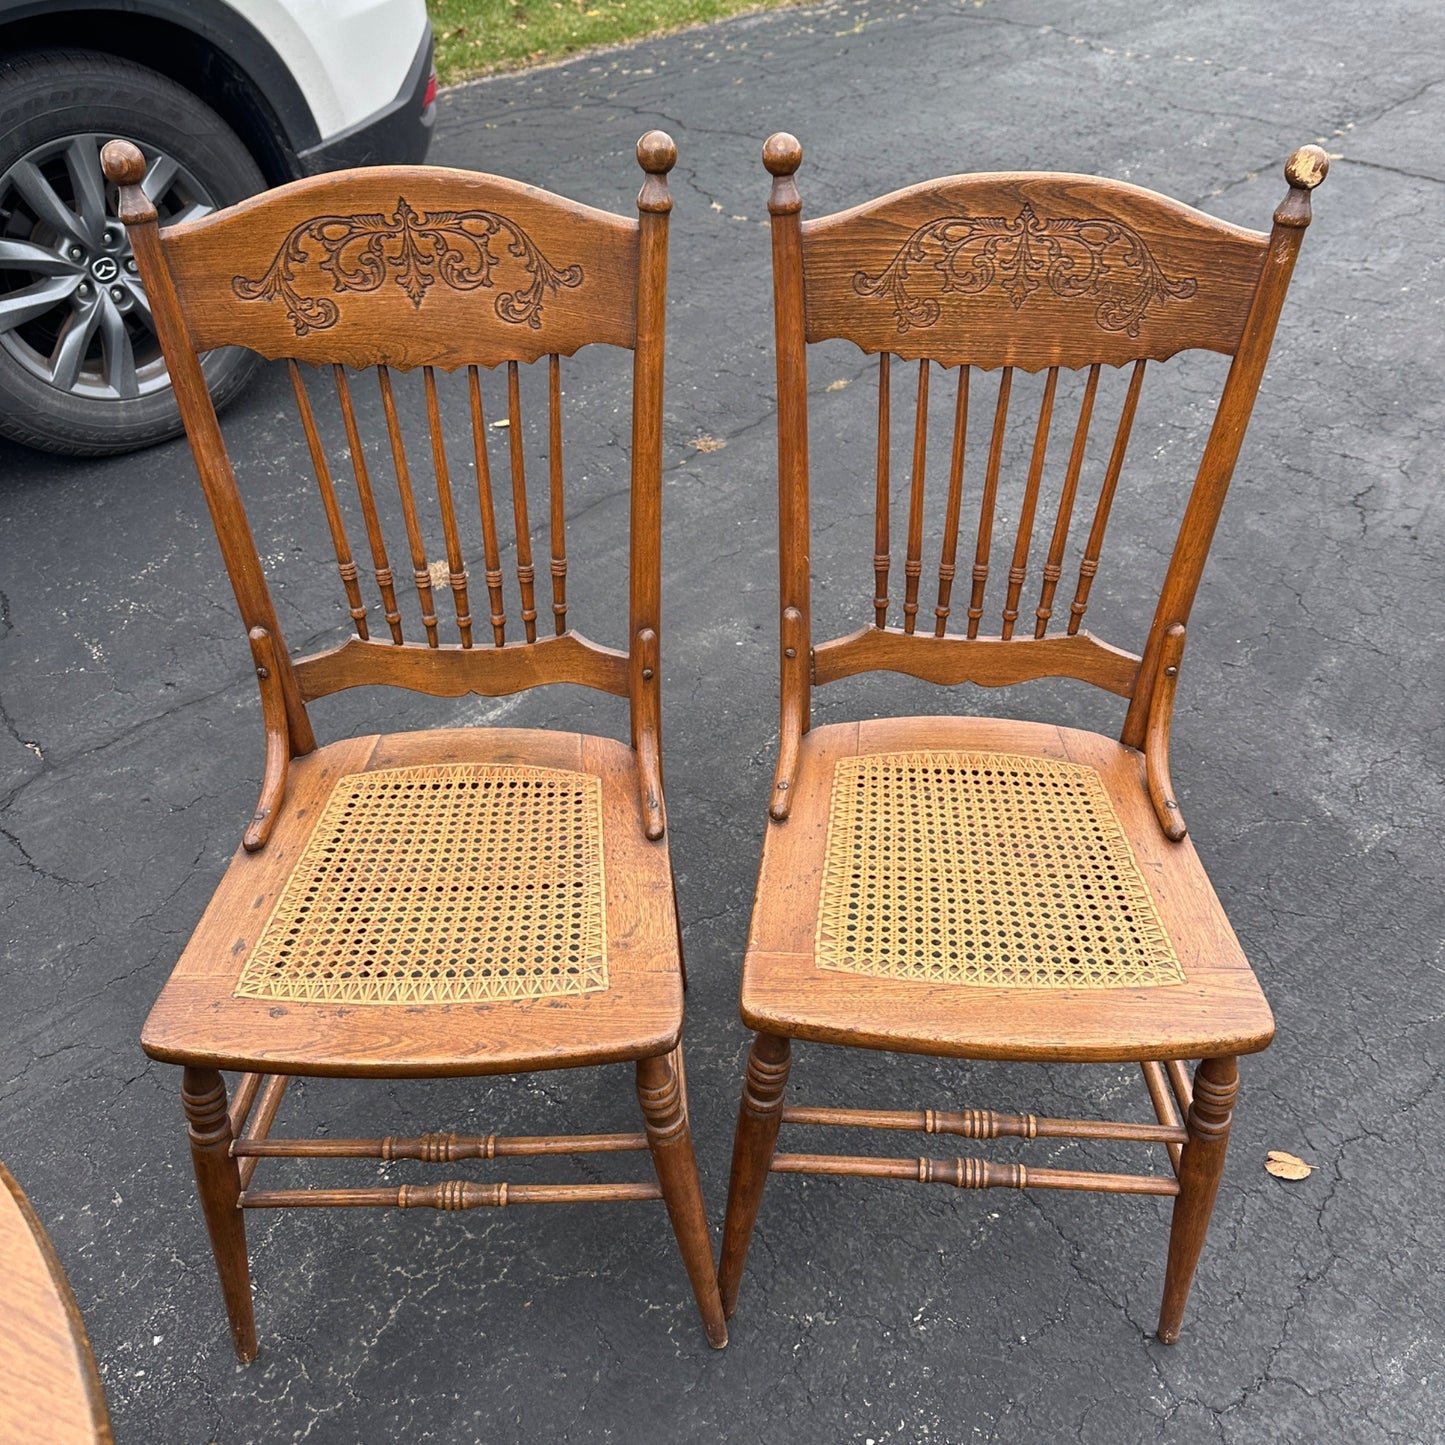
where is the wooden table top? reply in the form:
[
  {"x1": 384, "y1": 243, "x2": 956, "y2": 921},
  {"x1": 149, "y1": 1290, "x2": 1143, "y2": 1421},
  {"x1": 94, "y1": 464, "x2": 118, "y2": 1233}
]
[{"x1": 0, "y1": 1162, "x2": 113, "y2": 1445}]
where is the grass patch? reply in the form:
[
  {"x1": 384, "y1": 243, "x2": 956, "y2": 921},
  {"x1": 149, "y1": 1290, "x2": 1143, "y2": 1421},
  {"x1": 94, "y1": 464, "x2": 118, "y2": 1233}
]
[{"x1": 429, "y1": 0, "x2": 802, "y2": 85}]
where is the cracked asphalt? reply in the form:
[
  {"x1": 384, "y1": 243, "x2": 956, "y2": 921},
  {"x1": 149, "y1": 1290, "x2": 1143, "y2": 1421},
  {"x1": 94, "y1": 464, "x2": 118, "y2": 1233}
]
[{"x1": 2, "y1": 1, "x2": 1442, "y2": 1440}]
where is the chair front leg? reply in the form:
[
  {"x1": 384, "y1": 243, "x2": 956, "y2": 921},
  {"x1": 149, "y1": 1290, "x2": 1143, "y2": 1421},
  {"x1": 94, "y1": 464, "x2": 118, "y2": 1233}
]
[
  {"x1": 181, "y1": 1066, "x2": 257, "y2": 1362},
  {"x1": 636, "y1": 1050, "x2": 728, "y2": 1348},
  {"x1": 717, "y1": 1032, "x2": 792, "y2": 1318},
  {"x1": 1157, "y1": 1054, "x2": 1238, "y2": 1344}
]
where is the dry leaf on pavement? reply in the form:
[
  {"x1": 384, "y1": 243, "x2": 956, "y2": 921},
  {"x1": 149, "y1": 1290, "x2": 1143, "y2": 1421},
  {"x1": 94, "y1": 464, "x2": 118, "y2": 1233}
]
[{"x1": 1265, "y1": 1150, "x2": 1312, "y2": 1180}]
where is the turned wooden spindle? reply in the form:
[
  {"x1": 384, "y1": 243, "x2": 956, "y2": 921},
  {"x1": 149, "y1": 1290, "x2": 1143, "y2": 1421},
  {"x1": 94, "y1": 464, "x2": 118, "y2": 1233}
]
[
  {"x1": 872, "y1": 352, "x2": 893, "y2": 627},
  {"x1": 902, "y1": 358, "x2": 930, "y2": 633},
  {"x1": 1068, "y1": 359, "x2": 1145, "y2": 636},
  {"x1": 769, "y1": 1152, "x2": 1176, "y2": 1195},
  {"x1": 377, "y1": 366, "x2": 440, "y2": 647},
  {"x1": 933, "y1": 365, "x2": 969, "y2": 636},
  {"x1": 468, "y1": 366, "x2": 508, "y2": 646},
  {"x1": 506, "y1": 359, "x2": 539, "y2": 642},
  {"x1": 288, "y1": 361, "x2": 368, "y2": 639},
  {"x1": 423, "y1": 367, "x2": 473, "y2": 647},
  {"x1": 636, "y1": 1052, "x2": 728, "y2": 1348},
  {"x1": 718, "y1": 1033, "x2": 791, "y2": 1317},
  {"x1": 967, "y1": 367, "x2": 1012, "y2": 638},
  {"x1": 333, "y1": 365, "x2": 404, "y2": 642},
  {"x1": 181, "y1": 1067, "x2": 255, "y2": 1362},
  {"x1": 1035, "y1": 363, "x2": 1100, "y2": 637},
  {"x1": 1158, "y1": 1055, "x2": 1239, "y2": 1343},
  {"x1": 548, "y1": 352, "x2": 569, "y2": 635},
  {"x1": 1001, "y1": 366, "x2": 1058, "y2": 639}
]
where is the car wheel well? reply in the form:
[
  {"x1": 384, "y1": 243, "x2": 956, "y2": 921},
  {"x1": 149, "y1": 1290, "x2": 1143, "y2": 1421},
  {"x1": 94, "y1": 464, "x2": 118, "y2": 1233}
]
[{"x1": 0, "y1": 12, "x2": 300, "y2": 186}]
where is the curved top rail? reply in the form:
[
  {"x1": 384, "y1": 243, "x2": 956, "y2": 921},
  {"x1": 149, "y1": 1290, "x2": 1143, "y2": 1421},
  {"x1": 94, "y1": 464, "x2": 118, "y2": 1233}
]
[
  {"x1": 158, "y1": 165, "x2": 639, "y2": 368},
  {"x1": 801, "y1": 171, "x2": 1269, "y2": 370}
]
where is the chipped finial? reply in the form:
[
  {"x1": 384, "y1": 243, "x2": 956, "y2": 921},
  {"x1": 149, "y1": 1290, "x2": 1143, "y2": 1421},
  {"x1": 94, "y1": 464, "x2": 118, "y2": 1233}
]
[
  {"x1": 765, "y1": 133, "x2": 803, "y2": 216},
  {"x1": 636, "y1": 130, "x2": 675, "y2": 214},
  {"x1": 763, "y1": 132, "x2": 802, "y2": 177},
  {"x1": 100, "y1": 138, "x2": 146, "y2": 186},
  {"x1": 1284, "y1": 145, "x2": 1329, "y2": 191},
  {"x1": 1275, "y1": 144, "x2": 1327, "y2": 228}
]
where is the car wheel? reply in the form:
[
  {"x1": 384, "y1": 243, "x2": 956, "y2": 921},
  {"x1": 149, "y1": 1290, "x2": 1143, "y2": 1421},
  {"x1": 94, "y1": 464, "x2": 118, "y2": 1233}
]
[{"x1": 0, "y1": 49, "x2": 266, "y2": 456}]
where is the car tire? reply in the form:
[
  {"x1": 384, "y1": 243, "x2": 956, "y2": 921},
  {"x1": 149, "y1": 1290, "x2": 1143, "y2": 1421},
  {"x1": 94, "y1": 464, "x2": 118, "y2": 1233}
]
[{"x1": 0, "y1": 48, "x2": 265, "y2": 456}]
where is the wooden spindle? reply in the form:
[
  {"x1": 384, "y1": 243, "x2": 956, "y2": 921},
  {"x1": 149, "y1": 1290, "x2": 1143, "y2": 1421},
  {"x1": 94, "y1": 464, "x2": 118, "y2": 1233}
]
[
  {"x1": 1035, "y1": 363, "x2": 1100, "y2": 637},
  {"x1": 1069, "y1": 359, "x2": 1145, "y2": 635},
  {"x1": 468, "y1": 366, "x2": 507, "y2": 646},
  {"x1": 902, "y1": 358, "x2": 930, "y2": 634},
  {"x1": 873, "y1": 351, "x2": 891, "y2": 627},
  {"x1": 377, "y1": 365, "x2": 440, "y2": 647},
  {"x1": 967, "y1": 366, "x2": 1012, "y2": 639},
  {"x1": 240, "y1": 1181, "x2": 664, "y2": 1209},
  {"x1": 423, "y1": 367, "x2": 472, "y2": 647},
  {"x1": 1001, "y1": 366, "x2": 1058, "y2": 640},
  {"x1": 548, "y1": 353, "x2": 568, "y2": 635},
  {"x1": 507, "y1": 359, "x2": 538, "y2": 642},
  {"x1": 232, "y1": 1130, "x2": 649, "y2": 1160},
  {"x1": 333, "y1": 364, "x2": 403, "y2": 642},
  {"x1": 288, "y1": 361, "x2": 368, "y2": 639},
  {"x1": 769, "y1": 1152, "x2": 1178, "y2": 1196},
  {"x1": 933, "y1": 366, "x2": 969, "y2": 636}
]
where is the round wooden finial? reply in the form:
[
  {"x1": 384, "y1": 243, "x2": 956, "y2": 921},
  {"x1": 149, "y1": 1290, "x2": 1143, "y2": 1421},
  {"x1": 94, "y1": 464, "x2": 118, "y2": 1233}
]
[
  {"x1": 636, "y1": 130, "x2": 676, "y2": 175},
  {"x1": 1285, "y1": 145, "x2": 1329, "y2": 190},
  {"x1": 763, "y1": 132, "x2": 802, "y2": 177},
  {"x1": 101, "y1": 138, "x2": 146, "y2": 186}
]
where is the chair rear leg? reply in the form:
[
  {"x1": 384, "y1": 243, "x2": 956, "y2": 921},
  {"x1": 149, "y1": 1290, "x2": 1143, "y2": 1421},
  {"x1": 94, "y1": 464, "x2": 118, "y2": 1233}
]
[
  {"x1": 1157, "y1": 1054, "x2": 1238, "y2": 1344},
  {"x1": 636, "y1": 1050, "x2": 728, "y2": 1348},
  {"x1": 717, "y1": 1032, "x2": 791, "y2": 1319},
  {"x1": 181, "y1": 1065, "x2": 257, "y2": 1362}
]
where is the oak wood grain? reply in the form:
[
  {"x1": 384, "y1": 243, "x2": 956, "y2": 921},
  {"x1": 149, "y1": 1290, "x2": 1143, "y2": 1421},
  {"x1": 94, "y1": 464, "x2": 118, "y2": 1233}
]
[{"x1": 0, "y1": 1164, "x2": 112, "y2": 1445}]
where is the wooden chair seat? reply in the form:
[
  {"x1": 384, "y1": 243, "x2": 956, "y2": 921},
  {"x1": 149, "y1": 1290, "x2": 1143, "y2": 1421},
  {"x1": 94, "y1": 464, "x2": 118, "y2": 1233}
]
[
  {"x1": 740, "y1": 718, "x2": 1273, "y2": 1064},
  {"x1": 142, "y1": 729, "x2": 683, "y2": 1078}
]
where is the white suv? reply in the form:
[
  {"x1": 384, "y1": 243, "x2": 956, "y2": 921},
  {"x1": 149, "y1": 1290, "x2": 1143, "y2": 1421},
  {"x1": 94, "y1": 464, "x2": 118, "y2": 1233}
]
[{"x1": 0, "y1": 0, "x2": 435, "y2": 454}]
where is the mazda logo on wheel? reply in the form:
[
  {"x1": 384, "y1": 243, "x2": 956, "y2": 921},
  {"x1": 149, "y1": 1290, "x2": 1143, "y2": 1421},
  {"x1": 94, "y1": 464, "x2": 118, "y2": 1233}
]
[{"x1": 90, "y1": 255, "x2": 120, "y2": 283}]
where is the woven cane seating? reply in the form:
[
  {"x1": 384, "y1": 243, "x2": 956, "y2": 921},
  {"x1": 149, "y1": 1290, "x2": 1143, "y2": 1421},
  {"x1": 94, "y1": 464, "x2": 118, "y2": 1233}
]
[
  {"x1": 719, "y1": 135, "x2": 1328, "y2": 1346},
  {"x1": 104, "y1": 131, "x2": 728, "y2": 1362},
  {"x1": 815, "y1": 749, "x2": 1183, "y2": 990}
]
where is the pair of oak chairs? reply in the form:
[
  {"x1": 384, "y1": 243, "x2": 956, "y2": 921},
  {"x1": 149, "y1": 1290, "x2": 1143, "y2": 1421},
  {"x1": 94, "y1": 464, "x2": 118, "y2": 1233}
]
[{"x1": 99, "y1": 127, "x2": 1326, "y2": 1361}]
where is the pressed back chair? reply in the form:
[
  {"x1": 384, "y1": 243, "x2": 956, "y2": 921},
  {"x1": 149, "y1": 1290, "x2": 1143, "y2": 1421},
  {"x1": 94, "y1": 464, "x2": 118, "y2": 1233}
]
[
  {"x1": 100, "y1": 132, "x2": 728, "y2": 1358},
  {"x1": 719, "y1": 134, "x2": 1327, "y2": 1342}
]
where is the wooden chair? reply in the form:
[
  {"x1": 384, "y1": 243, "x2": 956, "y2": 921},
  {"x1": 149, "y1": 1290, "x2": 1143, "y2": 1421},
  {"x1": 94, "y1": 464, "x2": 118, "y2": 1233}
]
[
  {"x1": 100, "y1": 131, "x2": 728, "y2": 1359},
  {"x1": 719, "y1": 134, "x2": 1328, "y2": 1342}
]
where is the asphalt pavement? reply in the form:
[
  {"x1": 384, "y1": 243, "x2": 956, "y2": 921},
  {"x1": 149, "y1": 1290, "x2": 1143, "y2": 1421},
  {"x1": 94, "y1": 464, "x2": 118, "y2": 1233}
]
[{"x1": 2, "y1": 1, "x2": 1442, "y2": 1441}]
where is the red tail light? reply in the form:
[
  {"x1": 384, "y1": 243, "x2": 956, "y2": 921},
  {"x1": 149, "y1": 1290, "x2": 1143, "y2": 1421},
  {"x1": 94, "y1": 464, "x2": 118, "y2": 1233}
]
[{"x1": 422, "y1": 71, "x2": 437, "y2": 109}]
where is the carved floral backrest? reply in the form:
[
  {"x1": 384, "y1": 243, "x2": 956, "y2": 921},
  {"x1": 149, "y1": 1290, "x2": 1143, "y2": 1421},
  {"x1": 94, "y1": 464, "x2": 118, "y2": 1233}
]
[
  {"x1": 104, "y1": 136, "x2": 677, "y2": 839},
  {"x1": 800, "y1": 173, "x2": 1268, "y2": 370},
  {"x1": 764, "y1": 139, "x2": 1324, "y2": 756},
  {"x1": 163, "y1": 167, "x2": 639, "y2": 369}
]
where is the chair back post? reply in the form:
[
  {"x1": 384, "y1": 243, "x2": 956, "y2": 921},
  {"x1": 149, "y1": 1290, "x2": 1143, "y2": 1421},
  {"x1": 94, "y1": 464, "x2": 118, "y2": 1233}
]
[
  {"x1": 100, "y1": 139, "x2": 317, "y2": 760},
  {"x1": 1121, "y1": 145, "x2": 1328, "y2": 748},
  {"x1": 629, "y1": 131, "x2": 676, "y2": 841},
  {"x1": 764, "y1": 133, "x2": 812, "y2": 823}
]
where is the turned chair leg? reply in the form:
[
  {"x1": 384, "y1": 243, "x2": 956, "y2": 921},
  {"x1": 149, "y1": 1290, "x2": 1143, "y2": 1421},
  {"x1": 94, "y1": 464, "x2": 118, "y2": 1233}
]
[
  {"x1": 181, "y1": 1065, "x2": 257, "y2": 1362},
  {"x1": 636, "y1": 1050, "x2": 728, "y2": 1348},
  {"x1": 1157, "y1": 1055, "x2": 1238, "y2": 1344},
  {"x1": 717, "y1": 1032, "x2": 792, "y2": 1319}
]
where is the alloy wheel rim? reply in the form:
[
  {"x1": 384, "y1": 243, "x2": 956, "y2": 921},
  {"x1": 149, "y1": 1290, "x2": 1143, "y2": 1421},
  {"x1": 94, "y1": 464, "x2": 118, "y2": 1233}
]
[{"x1": 0, "y1": 134, "x2": 218, "y2": 401}]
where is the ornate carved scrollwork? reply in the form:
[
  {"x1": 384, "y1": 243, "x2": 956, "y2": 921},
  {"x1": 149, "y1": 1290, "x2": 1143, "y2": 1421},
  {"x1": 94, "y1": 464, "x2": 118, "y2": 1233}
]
[
  {"x1": 233, "y1": 197, "x2": 584, "y2": 335},
  {"x1": 854, "y1": 203, "x2": 1197, "y2": 337}
]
